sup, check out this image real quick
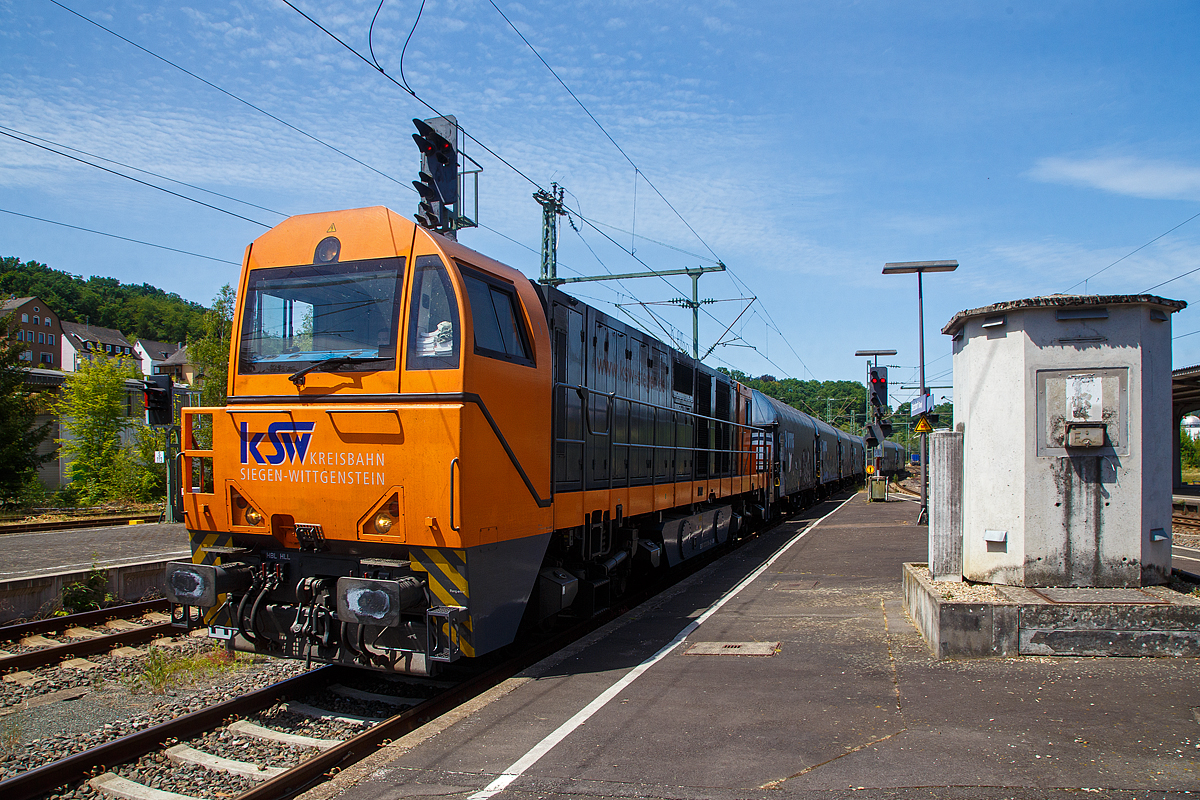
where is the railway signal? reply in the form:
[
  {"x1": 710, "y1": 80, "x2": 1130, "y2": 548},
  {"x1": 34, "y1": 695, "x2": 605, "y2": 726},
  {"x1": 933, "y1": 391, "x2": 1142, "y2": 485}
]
[
  {"x1": 412, "y1": 117, "x2": 458, "y2": 233},
  {"x1": 143, "y1": 374, "x2": 173, "y2": 427},
  {"x1": 868, "y1": 366, "x2": 888, "y2": 410}
]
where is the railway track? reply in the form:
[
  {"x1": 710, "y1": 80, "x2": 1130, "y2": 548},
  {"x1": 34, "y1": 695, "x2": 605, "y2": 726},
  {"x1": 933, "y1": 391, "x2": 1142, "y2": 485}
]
[
  {"x1": 0, "y1": 600, "x2": 175, "y2": 674},
  {"x1": 0, "y1": 494, "x2": 851, "y2": 800}
]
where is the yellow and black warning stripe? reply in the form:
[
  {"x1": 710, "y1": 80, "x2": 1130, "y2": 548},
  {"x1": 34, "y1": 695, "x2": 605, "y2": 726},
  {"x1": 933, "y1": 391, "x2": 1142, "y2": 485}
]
[
  {"x1": 188, "y1": 531, "x2": 234, "y2": 625},
  {"x1": 189, "y1": 531, "x2": 234, "y2": 566},
  {"x1": 411, "y1": 547, "x2": 469, "y2": 607},
  {"x1": 411, "y1": 547, "x2": 473, "y2": 656}
]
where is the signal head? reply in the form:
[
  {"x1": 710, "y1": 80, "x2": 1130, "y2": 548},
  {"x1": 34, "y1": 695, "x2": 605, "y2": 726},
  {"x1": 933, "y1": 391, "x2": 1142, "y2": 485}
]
[{"x1": 412, "y1": 119, "x2": 453, "y2": 166}]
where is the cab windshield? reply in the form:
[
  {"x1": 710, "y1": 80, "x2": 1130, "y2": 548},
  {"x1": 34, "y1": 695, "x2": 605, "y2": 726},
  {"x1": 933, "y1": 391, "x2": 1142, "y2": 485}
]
[{"x1": 238, "y1": 257, "x2": 405, "y2": 375}]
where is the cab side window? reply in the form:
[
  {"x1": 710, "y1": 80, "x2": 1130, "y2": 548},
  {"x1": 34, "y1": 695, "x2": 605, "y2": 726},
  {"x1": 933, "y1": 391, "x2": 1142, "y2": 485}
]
[
  {"x1": 460, "y1": 265, "x2": 533, "y2": 366},
  {"x1": 406, "y1": 255, "x2": 460, "y2": 370}
]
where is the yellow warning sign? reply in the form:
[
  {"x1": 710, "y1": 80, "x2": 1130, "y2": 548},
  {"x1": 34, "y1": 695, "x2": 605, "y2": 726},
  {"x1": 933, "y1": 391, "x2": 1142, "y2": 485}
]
[
  {"x1": 327, "y1": 223, "x2": 337, "y2": 233},
  {"x1": 914, "y1": 415, "x2": 934, "y2": 434},
  {"x1": 866, "y1": 464, "x2": 876, "y2": 475}
]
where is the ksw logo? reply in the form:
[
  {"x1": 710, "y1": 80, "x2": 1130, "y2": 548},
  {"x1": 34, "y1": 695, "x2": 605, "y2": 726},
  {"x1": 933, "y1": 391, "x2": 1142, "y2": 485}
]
[{"x1": 240, "y1": 422, "x2": 315, "y2": 465}]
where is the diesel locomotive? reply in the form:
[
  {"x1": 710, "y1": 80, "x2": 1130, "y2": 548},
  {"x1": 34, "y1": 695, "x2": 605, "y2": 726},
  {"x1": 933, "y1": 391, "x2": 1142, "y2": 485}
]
[{"x1": 164, "y1": 206, "x2": 868, "y2": 674}]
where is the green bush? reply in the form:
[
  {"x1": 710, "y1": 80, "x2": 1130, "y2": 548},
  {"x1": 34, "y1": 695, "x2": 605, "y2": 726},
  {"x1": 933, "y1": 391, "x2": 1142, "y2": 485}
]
[{"x1": 61, "y1": 562, "x2": 112, "y2": 613}]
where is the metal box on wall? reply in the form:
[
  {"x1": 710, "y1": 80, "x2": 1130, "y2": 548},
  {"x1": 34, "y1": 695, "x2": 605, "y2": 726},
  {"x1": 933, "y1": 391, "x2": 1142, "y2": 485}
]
[{"x1": 942, "y1": 295, "x2": 1185, "y2": 587}]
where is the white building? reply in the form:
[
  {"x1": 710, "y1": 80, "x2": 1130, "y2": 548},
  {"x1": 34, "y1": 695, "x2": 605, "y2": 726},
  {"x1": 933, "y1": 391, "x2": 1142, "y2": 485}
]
[{"x1": 134, "y1": 339, "x2": 181, "y2": 377}]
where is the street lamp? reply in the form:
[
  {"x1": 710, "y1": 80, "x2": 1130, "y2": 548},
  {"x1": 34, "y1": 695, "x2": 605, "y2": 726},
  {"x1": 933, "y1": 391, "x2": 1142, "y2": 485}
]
[{"x1": 882, "y1": 260, "x2": 958, "y2": 525}]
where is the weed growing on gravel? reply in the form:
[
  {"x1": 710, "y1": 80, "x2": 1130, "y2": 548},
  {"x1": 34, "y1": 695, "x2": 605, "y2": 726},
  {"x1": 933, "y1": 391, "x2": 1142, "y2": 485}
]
[
  {"x1": 128, "y1": 644, "x2": 252, "y2": 693},
  {"x1": 0, "y1": 719, "x2": 20, "y2": 757}
]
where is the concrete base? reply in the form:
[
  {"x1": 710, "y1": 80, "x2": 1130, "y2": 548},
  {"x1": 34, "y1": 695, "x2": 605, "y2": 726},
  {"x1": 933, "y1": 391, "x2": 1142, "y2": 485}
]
[
  {"x1": 0, "y1": 559, "x2": 173, "y2": 623},
  {"x1": 903, "y1": 562, "x2": 1200, "y2": 658}
]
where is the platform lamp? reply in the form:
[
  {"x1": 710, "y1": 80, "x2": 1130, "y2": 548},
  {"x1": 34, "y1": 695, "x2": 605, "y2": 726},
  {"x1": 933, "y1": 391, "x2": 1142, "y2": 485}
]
[{"x1": 882, "y1": 260, "x2": 959, "y2": 526}]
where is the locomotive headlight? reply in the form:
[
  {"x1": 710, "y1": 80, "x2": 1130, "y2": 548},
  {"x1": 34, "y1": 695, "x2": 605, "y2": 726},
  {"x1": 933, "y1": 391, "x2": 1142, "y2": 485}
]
[
  {"x1": 372, "y1": 510, "x2": 394, "y2": 534},
  {"x1": 244, "y1": 507, "x2": 264, "y2": 526}
]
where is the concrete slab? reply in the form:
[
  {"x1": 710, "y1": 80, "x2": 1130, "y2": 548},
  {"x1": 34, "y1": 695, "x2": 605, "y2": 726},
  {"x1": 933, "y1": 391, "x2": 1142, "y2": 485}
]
[
  {"x1": 60, "y1": 657, "x2": 100, "y2": 670},
  {"x1": 19, "y1": 634, "x2": 60, "y2": 648},
  {"x1": 2, "y1": 670, "x2": 45, "y2": 687},
  {"x1": 63, "y1": 626, "x2": 104, "y2": 638},
  {"x1": 905, "y1": 561, "x2": 1200, "y2": 657},
  {"x1": 90, "y1": 772, "x2": 200, "y2": 800},
  {"x1": 304, "y1": 494, "x2": 1200, "y2": 800},
  {"x1": 227, "y1": 719, "x2": 343, "y2": 750},
  {"x1": 165, "y1": 743, "x2": 287, "y2": 780}
]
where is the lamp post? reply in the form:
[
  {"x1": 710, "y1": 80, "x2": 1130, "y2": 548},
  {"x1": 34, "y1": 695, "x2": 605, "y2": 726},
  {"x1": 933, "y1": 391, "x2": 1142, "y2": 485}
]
[{"x1": 882, "y1": 260, "x2": 958, "y2": 525}]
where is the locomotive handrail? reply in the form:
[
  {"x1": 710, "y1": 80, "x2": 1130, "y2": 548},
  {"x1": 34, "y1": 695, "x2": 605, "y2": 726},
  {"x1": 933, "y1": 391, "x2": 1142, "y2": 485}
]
[
  {"x1": 449, "y1": 457, "x2": 461, "y2": 532},
  {"x1": 554, "y1": 382, "x2": 763, "y2": 433},
  {"x1": 575, "y1": 386, "x2": 615, "y2": 437}
]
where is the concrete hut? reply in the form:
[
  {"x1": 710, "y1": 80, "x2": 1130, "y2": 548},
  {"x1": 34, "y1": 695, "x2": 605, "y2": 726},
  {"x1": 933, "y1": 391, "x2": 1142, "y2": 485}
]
[{"x1": 942, "y1": 294, "x2": 1185, "y2": 588}]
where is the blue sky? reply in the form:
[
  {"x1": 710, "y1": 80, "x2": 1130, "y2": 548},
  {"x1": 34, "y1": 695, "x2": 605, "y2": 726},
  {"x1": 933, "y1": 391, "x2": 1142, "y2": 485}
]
[{"x1": 3, "y1": 0, "x2": 1200, "y2": 405}]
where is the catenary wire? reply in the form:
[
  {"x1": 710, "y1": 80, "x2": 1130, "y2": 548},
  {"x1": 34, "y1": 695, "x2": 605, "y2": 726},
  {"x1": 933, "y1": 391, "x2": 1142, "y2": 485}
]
[
  {"x1": 0, "y1": 207, "x2": 241, "y2": 265},
  {"x1": 0, "y1": 128, "x2": 270, "y2": 228},
  {"x1": 0, "y1": 124, "x2": 287, "y2": 218},
  {"x1": 1063, "y1": 208, "x2": 1200, "y2": 293},
  {"x1": 1143, "y1": 264, "x2": 1200, "y2": 293},
  {"x1": 486, "y1": 0, "x2": 722, "y2": 264},
  {"x1": 62, "y1": 0, "x2": 798, "y2": 379},
  {"x1": 49, "y1": 0, "x2": 411, "y2": 191},
  {"x1": 279, "y1": 0, "x2": 544, "y2": 192},
  {"x1": 49, "y1": 0, "x2": 637, "y2": 313}
]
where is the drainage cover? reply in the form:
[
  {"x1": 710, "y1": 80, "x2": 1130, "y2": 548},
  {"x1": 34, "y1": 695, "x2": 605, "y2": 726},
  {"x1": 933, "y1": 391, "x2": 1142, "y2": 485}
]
[
  {"x1": 685, "y1": 641, "x2": 780, "y2": 656},
  {"x1": 1029, "y1": 587, "x2": 1167, "y2": 604}
]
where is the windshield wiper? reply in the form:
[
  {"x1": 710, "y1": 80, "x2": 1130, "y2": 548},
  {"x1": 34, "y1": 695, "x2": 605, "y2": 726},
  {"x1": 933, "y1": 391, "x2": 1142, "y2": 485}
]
[{"x1": 288, "y1": 356, "x2": 390, "y2": 387}]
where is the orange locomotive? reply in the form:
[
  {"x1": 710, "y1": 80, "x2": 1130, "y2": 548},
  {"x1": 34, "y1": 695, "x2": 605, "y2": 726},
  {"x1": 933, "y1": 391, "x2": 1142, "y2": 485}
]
[{"x1": 165, "y1": 206, "x2": 779, "y2": 674}]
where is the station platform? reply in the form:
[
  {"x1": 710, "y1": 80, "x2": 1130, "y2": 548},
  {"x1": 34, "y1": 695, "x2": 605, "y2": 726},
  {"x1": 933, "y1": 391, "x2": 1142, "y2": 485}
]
[
  {"x1": 0, "y1": 522, "x2": 188, "y2": 621},
  {"x1": 312, "y1": 493, "x2": 1200, "y2": 800}
]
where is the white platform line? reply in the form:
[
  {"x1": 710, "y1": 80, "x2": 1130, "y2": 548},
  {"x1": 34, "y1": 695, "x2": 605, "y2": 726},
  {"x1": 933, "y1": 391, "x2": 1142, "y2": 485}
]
[
  {"x1": 1173, "y1": 552, "x2": 1200, "y2": 565},
  {"x1": 467, "y1": 494, "x2": 857, "y2": 800}
]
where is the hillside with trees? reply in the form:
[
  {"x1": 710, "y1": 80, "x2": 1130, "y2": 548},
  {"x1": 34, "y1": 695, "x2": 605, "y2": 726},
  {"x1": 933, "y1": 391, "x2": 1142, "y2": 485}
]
[
  {"x1": 718, "y1": 368, "x2": 867, "y2": 431},
  {"x1": 0, "y1": 256, "x2": 206, "y2": 343}
]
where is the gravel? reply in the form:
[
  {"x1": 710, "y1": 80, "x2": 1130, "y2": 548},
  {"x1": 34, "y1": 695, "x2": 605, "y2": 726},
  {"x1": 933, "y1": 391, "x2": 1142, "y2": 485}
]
[
  {"x1": 0, "y1": 652, "x2": 309, "y2": 783},
  {"x1": 0, "y1": 635, "x2": 213, "y2": 710},
  {"x1": 911, "y1": 565, "x2": 1008, "y2": 602}
]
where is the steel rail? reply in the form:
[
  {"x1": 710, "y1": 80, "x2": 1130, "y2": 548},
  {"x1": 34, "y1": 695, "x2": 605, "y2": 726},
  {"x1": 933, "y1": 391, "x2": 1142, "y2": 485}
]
[
  {"x1": 0, "y1": 599, "x2": 169, "y2": 640},
  {"x1": 0, "y1": 621, "x2": 177, "y2": 672},
  {"x1": 0, "y1": 665, "x2": 336, "y2": 800}
]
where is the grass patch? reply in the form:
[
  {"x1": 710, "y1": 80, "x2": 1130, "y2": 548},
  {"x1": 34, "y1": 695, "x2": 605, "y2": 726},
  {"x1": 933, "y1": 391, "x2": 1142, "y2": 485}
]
[
  {"x1": 0, "y1": 719, "x2": 20, "y2": 757},
  {"x1": 127, "y1": 643, "x2": 253, "y2": 694}
]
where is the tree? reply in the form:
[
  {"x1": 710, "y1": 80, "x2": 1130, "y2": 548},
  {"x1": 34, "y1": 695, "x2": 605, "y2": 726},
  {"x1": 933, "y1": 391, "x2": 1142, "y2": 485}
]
[
  {"x1": 717, "y1": 367, "x2": 868, "y2": 433},
  {"x1": 1181, "y1": 428, "x2": 1199, "y2": 470},
  {"x1": 0, "y1": 256, "x2": 206, "y2": 342},
  {"x1": 56, "y1": 355, "x2": 141, "y2": 504},
  {"x1": 188, "y1": 284, "x2": 235, "y2": 408},
  {"x1": 0, "y1": 314, "x2": 54, "y2": 505}
]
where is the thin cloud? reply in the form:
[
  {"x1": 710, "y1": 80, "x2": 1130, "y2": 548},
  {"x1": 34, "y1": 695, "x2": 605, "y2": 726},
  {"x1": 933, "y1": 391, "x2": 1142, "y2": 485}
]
[{"x1": 1029, "y1": 155, "x2": 1200, "y2": 201}]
